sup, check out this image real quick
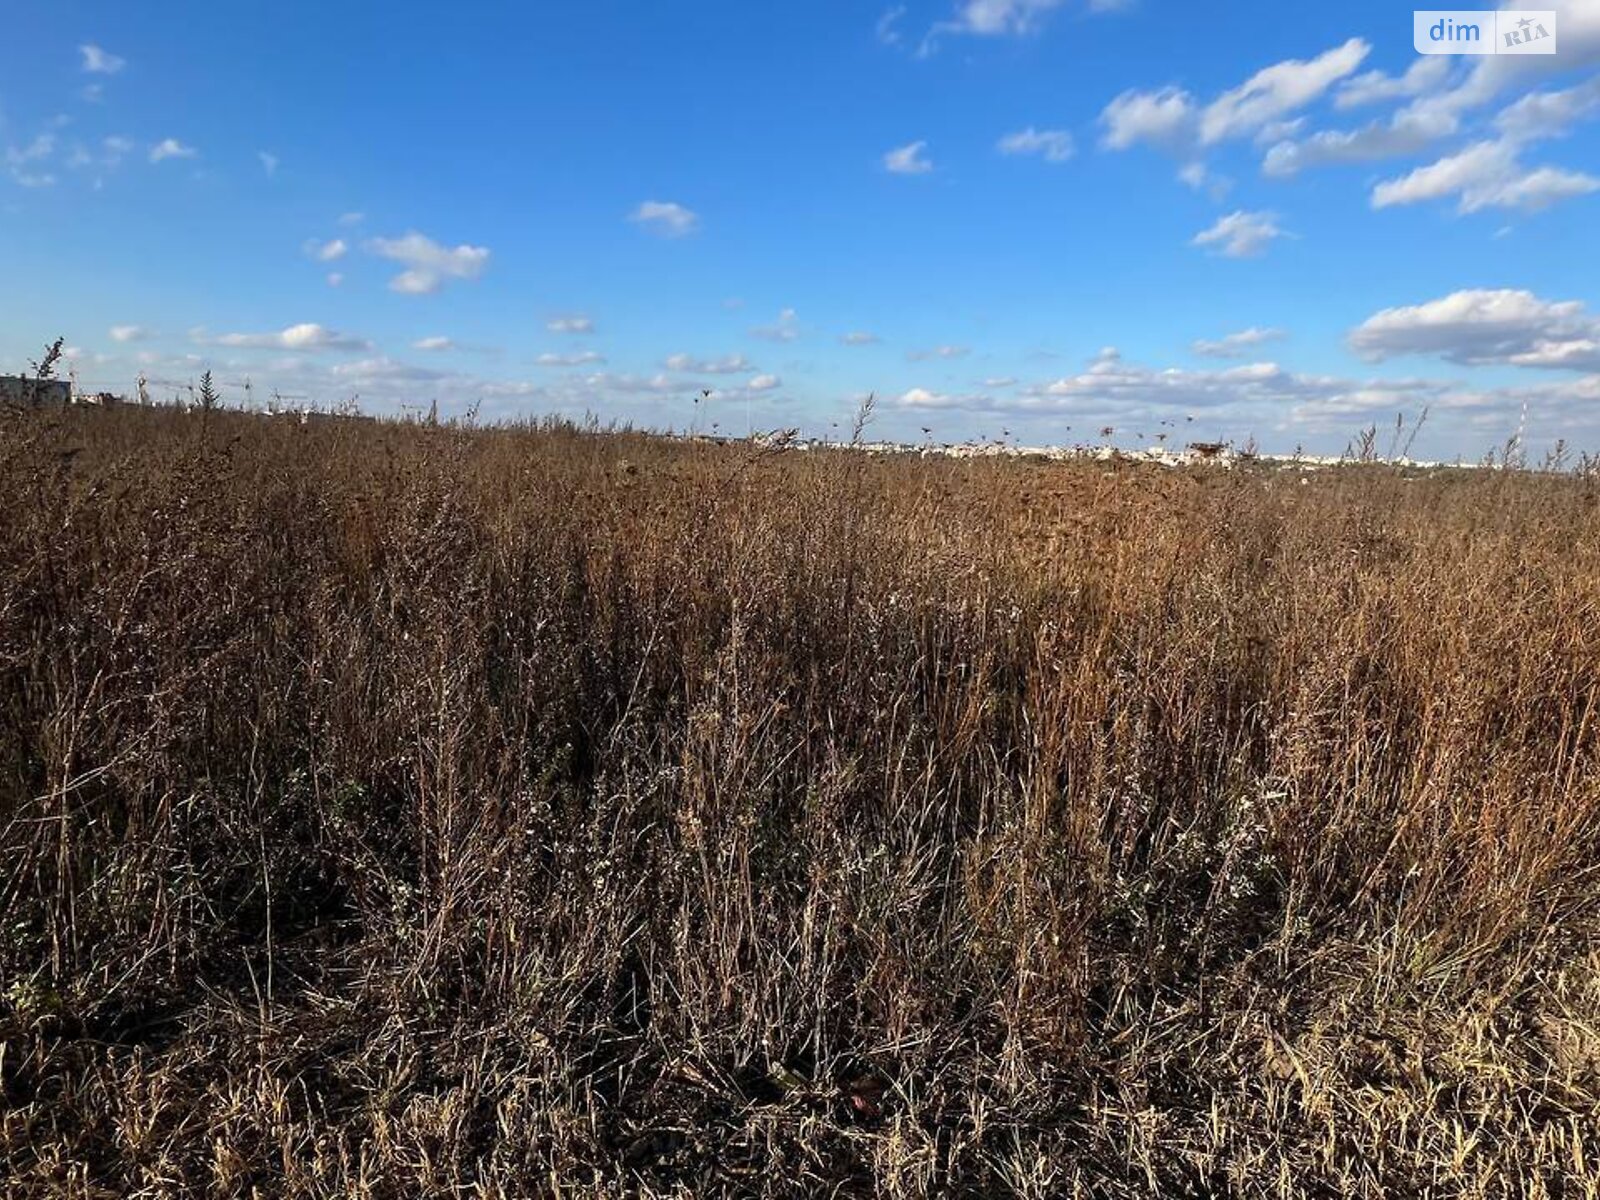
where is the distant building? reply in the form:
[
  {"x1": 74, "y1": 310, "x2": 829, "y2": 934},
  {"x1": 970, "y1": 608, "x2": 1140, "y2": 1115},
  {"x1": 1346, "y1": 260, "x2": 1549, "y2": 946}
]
[{"x1": 0, "y1": 376, "x2": 72, "y2": 407}]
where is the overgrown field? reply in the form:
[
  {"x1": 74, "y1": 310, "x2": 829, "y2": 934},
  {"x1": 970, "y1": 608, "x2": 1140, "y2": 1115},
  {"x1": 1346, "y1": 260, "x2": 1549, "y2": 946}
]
[{"x1": 3, "y1": 404, "x2": 1599, "y2": 1197}]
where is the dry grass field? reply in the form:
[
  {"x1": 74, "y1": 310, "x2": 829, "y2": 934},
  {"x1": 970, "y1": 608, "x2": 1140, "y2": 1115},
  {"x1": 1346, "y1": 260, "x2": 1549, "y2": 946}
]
[{"x1": 3, "y1": 402, "x2": 1599, "y2": 1196}]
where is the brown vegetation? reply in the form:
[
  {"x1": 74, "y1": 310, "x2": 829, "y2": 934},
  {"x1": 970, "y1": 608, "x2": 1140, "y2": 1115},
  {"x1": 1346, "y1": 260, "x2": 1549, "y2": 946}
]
[{"x1": 2, "y1": 403, "x2": 1599, "y2": 1196}]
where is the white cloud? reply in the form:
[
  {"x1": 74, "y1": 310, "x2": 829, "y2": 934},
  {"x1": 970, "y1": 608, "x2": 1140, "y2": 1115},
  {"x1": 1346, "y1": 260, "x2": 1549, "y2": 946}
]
[
  {"x1": 897, "y1": 386, "x2": 959, "y2": 408},
  {"x1": 1266, "y1": 73, "x2": 1600, "y2": 179},
  {"x1": 1102, "y1": 39, "x2": 1369, "y2": 155},
  {"x1": 1193, "y1": 326, "x2": 1286, "y2": 358},
  {"x1": 330, "y1": 357, "x2": 449, "y2": 384},
  {"x1": 366, "y1": 230, "x2": 491, "y2": 294},
  {"x1": 337, "y1": 211, "x2": 365, "y2": 227},
  {"x1": 109, "y1": 324, "x2": 152, "y2": 343},
  {"x1": 7, "y1": 133, "x2": 56, "y2": 166},
  {"x1": 893, "y1": 345, "x2": 1492, "y2": 434},
  {"x1": 52, "y1": 133, "x2": 136, "y2": 184},
  {"x1": 1177, "y1": 160, "x2": 1232, "y2": 198},
  {"x1": 1200, "y1": 38, "x2": 1369, "y2": 144},
  {"x1": 547, "y1": 315, "x2": 595, "y2": 334},
  {"x1": 998, "y1": 126, "x2": 1075, "y2": 162},
  {"x1": 5, "y1": 131, "x2": 61, "y2": 187},
  {"x1": 747, "y1": 373, "x2": 781, "y2": 391},
  {"x1": 1100, "y1": 87, "x2": 1196, "y2": 150},
  {"x1": 1371, "y1": 139, "x2": 1600, "y2": 213},
  {"x1": 1494, "y1": 76, "x2": 1600, "y2": 143},
  {"x1": 537, "y1": 351, "x2": 607, "y2": 367},
  {"x1": 197, "y1": 323, "x2": 371, "y2": 352},
  {"x1": 1403, "y1": 0, "x2": 1600, "y2": 128},
  {"x1": 258, "y1": 151, "x2": 279, "y2": 177},
  {"x1": 1191, "y1": 210, "x2": 1286, "y2": 258},
  {"x1": 305, "y1": 237, "x2": 348, "y2": 262},
  {"x1": 326, "y1": 272, "x2": 344, "y2": 288},
  {"x1": 629, "y1": 200, "x2": 699, "y2": 236},
  {"x1": 841, "y1": 331, "x2": 881, "y2": 346},
  {"x1": 149, "y1": 138, "x2": 197, "y2": 163},
  {"x1": 1335, "y1": 57, "x2": 1453, "y2": 110},
  {"x1": 1263, "y1": 110, "x2": 1447, "y2": 176},
  {"x1": 877, "y1": 6, "x2": 907, "y2": 45},
  {"x1": 930, "y1": 0, "x2": 1068, "y2": 41},
  {"x1": 413, "y1": 336, "x2": 455, "y2": 351},
  {"x1": 909, "y1": 344, "x2": 971, "y2": 361},
  {"x1": 884, "y1": 140, "x2": 934, "y2": 174},
  {"x1": 664, "y1": 353, "x2": 752, "y2": 374},
  {"x1": 1349, "y1": 289, "x2": 1600, "y2": 371},
  {"x1": 79, "y1": 44, "x2": 125, "y2": 74},
  {"x1": 750, "y1": 308, "x2": 801, "y2": 342}
]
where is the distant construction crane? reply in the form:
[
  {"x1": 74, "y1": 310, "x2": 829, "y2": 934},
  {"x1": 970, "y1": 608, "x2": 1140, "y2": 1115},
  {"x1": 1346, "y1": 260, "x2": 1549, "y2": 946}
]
[
  {"x1": 221, "y1": 377, "x2": 256, "y2": 409},
  {"x1": 269, "y1": 389, "x2": 307, "y2": 415}
]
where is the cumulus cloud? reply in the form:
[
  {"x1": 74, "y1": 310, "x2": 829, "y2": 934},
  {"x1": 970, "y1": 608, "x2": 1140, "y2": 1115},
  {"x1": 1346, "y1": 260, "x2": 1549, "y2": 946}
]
[
  {"x1": 747, "y1": 373, "x2": 781, "y2": 391},
  {"x1": 1270, "y1": 73, "x2": 1600, "y2": 179},
  {"x1": 149, "y1": 138, "x2": 197, "y2": 163},
  {"x1": 841, "y1": 331, "x2": 881, "y2": 346},
  {"x1": 366, "y1": 231, "x2": 491, "y2": 294},
  {"x1": 1494, "y1": 76, "x2": 1600, "y2": 143},
  {"x1": 12, "y1": 130, "x2": 58, "y2": 160},
  {"x1": 6, "y1": 131, "x2": 58, "y2": 187},
  {"x1": 877, "y1": 6, "x2": 907, "y2": 45},
  {"x1": 413, "y1": 337, "x2": 455, "y2": 351},
  {"x1": 1371, "y1": 139, "x2": 1600, "y2": 213},
  {"x1": 921, "y1": 0, "x2": 1114, "y2": 49},
  {"x1": 1102, "y1": 38, "x2": 1369, "y2": 155},
  {"x1": 908, "y1": 345, "x2": 971, "y2": 361},
  {"x1": 196, "y1": 323, "x2": 371, "y2": 352},
  {"x1": 536, "y1": 351, "x2": 607, "y2": 367},
  {"x1": 330, "y1": 357, "x2": 449, "y2": 384},
  {"x1": 1177, "y1": 160, "x2": 1232, "y2": 198},
  {"x1": 547, "y1": 315, "x2": 595, "y2": 334},
  {"x1": 1199, "y1": 38, "x2": 1369, "y2": 144},
  {"x1": 79, "y1": 44, "x2": 125, "y2": 74},
  {"x1": 944, "y1": 0, "x2": 1066, "y2": 35},
  {"x1": 1264, "y1": 2, "x2": 1591, "y2": 191},
  {"x1": 998, "y1": 127, "x2": 1075, "y2": 162},
  {"x1": 1193, "y1": 327, "x2": 1286, "y2": 358},
  {"x1": 109, "y1": 324, "x2": 152, "y2": 343},
  {"x1": 1263, "y1": 110, "x2": 1448, "y2": 176},
  {"x1": 1191, "y1": 210, "x2": 1286, "y2": 258},
  {"x1": 629, "y1": 200, "x2": 699, "y2": 236},
  {"x1": 304, "y1": 238, "x2": 348, "y2": 262},
  {"x1": 1100, "y1": 87, "x2": 1197, "y2": 150},
  {"x1": 896, "y1": 386, "x2": 957, "y2": 408},
  {"x1": 664, "y1": 353, "x2": 752, "y2": 374},
  {"x1": 892, "y1": 345, "x2": 1495, "y2": 436},
  {"x1": 750, "y1": 308, "x2": 801, "y2": 342},
  {"x1": 1349, "y1": 289, "x2": 1600, "y2": 371},
  {"x1": 1403, "y1": 0, "x2": 1600, "y2": 126},
  {"x1": 884, "y1": 140, "x2": 934, "y2": 174},
  {"x1": 1336, "y1": 56, "x2": 1453, "y2": 110}
]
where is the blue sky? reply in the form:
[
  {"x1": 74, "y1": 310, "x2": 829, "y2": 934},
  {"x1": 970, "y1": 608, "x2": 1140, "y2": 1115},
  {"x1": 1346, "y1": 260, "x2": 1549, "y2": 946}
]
[{"x1": 3, "y1": 0, "x2": 1599, "y2": 457}]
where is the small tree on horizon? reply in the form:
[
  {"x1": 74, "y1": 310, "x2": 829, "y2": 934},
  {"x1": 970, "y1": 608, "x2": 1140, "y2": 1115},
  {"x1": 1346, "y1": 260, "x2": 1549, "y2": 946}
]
[{"x1": 198, "y1": 370, "x2": 220, "y2": 413}]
